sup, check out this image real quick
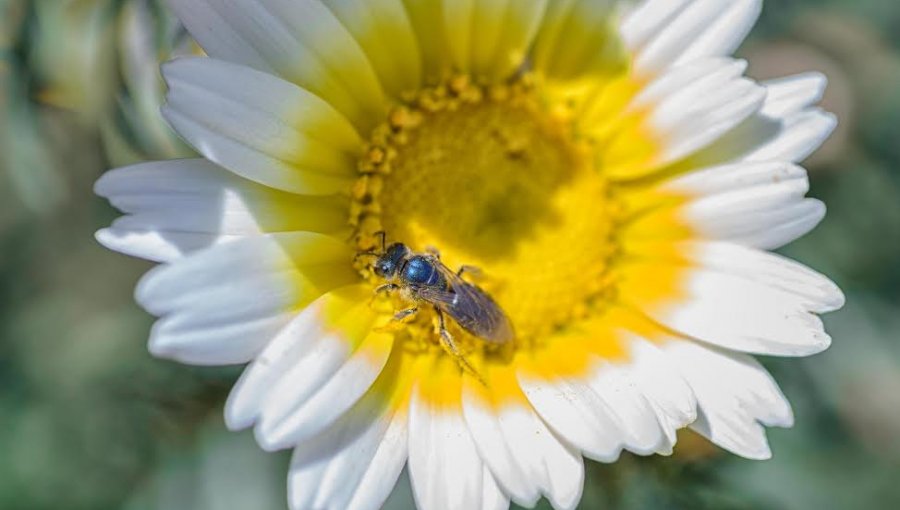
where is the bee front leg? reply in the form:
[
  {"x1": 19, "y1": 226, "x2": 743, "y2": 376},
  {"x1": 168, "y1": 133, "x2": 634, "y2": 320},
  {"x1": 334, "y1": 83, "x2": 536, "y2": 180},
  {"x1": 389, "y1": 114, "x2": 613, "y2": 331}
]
[
  {"x1": 434, "y1": 307, "x2": 485, "y2": 385},
  {"x1": 375, "y1": 283, "x2": 400, "y2": 294},
  {"x1": 353, "y1": 251, "x2": 379, "y2": 262},
  {"x1": 393, "y1": 306, "x2": 419, "y2": 322},
  {"x1": 369, "y1": 283, "x2": 400, "y2": 308}
]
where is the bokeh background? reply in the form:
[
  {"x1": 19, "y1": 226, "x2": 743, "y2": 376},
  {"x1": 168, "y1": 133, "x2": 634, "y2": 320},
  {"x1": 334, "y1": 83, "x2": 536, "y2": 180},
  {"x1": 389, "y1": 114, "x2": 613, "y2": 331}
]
[{"x1": 2, "y1": 1, "x2": 899, "y2": 509}]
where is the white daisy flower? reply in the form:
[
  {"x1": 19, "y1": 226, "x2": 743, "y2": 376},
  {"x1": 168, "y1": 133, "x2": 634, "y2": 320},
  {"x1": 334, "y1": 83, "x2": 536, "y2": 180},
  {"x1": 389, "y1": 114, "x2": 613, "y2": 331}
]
[{"x1": 95, "y1": 1, "x2": 844, "y2": 509}]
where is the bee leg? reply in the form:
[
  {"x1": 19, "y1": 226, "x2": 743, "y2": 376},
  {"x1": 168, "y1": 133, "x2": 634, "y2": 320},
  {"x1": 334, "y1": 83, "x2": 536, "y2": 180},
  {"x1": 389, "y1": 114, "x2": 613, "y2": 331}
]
[
  {"x1": 456, "y1": 265, "x2": 483, "y2": 279},
  {"x1": 425, "y1": 246, "x2": 441, "y2": 260},
  {"x1": 369, "y1": 283, "x2": 399, "y2": 308},
  {"x1": 372, "y1": 303, "x2": 418, "y2": 334},
  {"x1": 392, "y1": 306, "x2": 419, "y2": 322},
  {"x1": 434, "y1": 307, "x2": 486, "y2": 385},
  {"x1": 375, "y1": 283, "x2": 400, "y2": 294},
  {"x1": 354, "y1": 251, "x2": 380, "y2": 266}
]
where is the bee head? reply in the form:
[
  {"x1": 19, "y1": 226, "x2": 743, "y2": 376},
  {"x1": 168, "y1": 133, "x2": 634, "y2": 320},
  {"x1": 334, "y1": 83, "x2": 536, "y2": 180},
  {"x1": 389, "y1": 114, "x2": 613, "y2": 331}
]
[{"x1": 373, "y1": 242, "x2": 409, "y2": 278}]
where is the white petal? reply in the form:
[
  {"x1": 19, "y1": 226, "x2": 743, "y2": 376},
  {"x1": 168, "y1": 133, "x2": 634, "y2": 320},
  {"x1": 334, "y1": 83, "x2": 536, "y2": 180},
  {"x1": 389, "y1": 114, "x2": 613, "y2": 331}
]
[
  {"x1": 408, "y1": 394, "x2": 484, "y2": 510},
  {"x1": 256, "y1": 328, "x2": 393, "y2": 450},
  {"x1": 682, "y1": 164, "x2": 809, "y2": 216},
  {"x1": 761, "y1": 73, "x2": 828, "y2": 117},
  {"x1": 742, "y1": 109, "x2": 837, "y2": 163},
  {"x1": 671, "y1": 0, "x2": 762, "y2": 67},
  {"x1": 586, "y1": 362, "x2": 667, "y2": 455},
  {"x1": 136, "y1": 233, "x2": 357, "y2": 365},
  {"x1": 482, "y1": 467, "x2": 510, "y2": 510},
  {"x1": 605, "y1": 59, "x2": 766, "y2": 179},
  {"x1": 399, "y1": 0, "x2": 452, "y2": 80},
  {"x1": 241, "y1": 286, "x2": 386, "y2": 451},
  {"x1": 630, "y1": 58, "x2": 747, "y2": 109},
  {"x1": 645, "y1": 64, "x2": 766, "y2": 170},
  {"x1": 136, "y1": 233, "x2": 354, "y2": 316},
  {"x1": 671, "y1": 165, "x2": 827, "y2": 249},
  {"x1": 462, "y1": 384, "x2": 584, "y2": 510},
  {"x1": 641, "y1": 267, "x2": 833, "y2": 356},
  {"x1": 701, "y1": 197, "x2": 825, "y2": 250},
  {"x1": 162, "y1": 57, "x2": 360, "y2": 195},
  {"x1": 461, "y1": 394, "x2": 537, "y2": 507},
  {"x1": 661, "y1": 339, "x2": 794, "y2": 459},
  {"x1": 517, "y1": 374, "x2": 623, "y2": 462},
  {"x1": 680, "y1": 241, "x2": 845, "y2": 313},
  {"x1": 166, "y1": 0, "x2": 388, "y2": 129},
  {"x1": 225, "y1": 285, "x2": 369, "y2": 430},
  {"x1": 147, "y1": 309, "x2": 294, "y2": 366},
  {"x1": 537, "y1": 442, "x2": 585, "y2": 510},
  {"x1": 443, "y1": 0, "x2": 547, "y2": 81},
  {"x1": 95, "y1": 159, "x2": 349, "y2": 262},
  {"x1": 532, "y1": 0, "x2": 624, "y2": 83},
  {"x1": 620, "y1": 337, "x2": 697, "y2": 448},
  {"x1": 663, "y1": 160, "x2": 807, "y2": 197},
  {"x1": 620, "y1": 0, "x2": 692, "y2": 52},
  {"x1": 689, "y1": 108, "x2": 837, "y2": 168},
  {"x1": 344, "y1": 413, "x2": 408, "y2": 510},
  {"x1": 634, "y1": 0, "x2": 760, "y2": 75},
  {"x1": 733, "y1": 199, "x2": 826, "y2": 250},
  {"x1": 288, "y1": 400, "x2": 407, "y2": 510},
  {"x1": 321, "y1": 0, "x2": 422, "y2": 98},
  {"x1": 95, "y1": 229, "x2": 231, "y2": 264}
]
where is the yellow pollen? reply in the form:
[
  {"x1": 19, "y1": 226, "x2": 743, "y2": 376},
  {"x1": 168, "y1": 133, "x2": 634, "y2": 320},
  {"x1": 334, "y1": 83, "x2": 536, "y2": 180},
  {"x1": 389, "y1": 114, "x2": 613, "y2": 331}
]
[{"x1": 351, "y1": 76, "x2": 625, "y2": 358}]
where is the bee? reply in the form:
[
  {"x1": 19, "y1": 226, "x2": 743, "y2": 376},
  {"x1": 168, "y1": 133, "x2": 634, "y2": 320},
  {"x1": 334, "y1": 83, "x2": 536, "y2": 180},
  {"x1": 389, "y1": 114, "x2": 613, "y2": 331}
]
[{"x1": 359, "y1": 233, "x2": 514, "y2": 376}]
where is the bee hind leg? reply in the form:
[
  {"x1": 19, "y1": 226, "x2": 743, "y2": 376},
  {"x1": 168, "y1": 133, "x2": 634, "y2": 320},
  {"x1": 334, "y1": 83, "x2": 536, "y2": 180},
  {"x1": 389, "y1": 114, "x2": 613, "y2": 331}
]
[
  {"x1": 434, "y1": 307, "x2": 485, "y2": 385},
  {"x1": 425, "y1": 246, "x2": 441, "y2": 259},
  {"x1": 456, "y1": 265, "x2": 483, "y2": 279}
]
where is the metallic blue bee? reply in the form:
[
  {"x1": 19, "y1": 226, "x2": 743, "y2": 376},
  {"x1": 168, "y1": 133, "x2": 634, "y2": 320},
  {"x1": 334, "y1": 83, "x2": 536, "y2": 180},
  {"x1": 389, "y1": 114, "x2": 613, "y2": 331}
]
[{"x1": 360, "y1": 233, "x2": 514, "y2": 375}]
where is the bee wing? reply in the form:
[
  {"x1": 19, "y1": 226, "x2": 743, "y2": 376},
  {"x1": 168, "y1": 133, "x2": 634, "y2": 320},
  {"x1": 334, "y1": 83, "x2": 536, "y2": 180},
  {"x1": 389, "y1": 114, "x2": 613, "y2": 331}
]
[
  {"x1": 413, "y1": 285, "x2": 457, "y2": 308},
  {"x1": 424, "y1": 262, "x2": 514, "y2": 344}
]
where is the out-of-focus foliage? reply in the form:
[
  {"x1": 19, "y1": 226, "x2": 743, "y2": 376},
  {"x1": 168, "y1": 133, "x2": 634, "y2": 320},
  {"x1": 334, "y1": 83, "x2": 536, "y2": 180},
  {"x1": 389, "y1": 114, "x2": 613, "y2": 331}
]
[{"x1": 1, "y1": 1, "x2": 899, "y2": 509}]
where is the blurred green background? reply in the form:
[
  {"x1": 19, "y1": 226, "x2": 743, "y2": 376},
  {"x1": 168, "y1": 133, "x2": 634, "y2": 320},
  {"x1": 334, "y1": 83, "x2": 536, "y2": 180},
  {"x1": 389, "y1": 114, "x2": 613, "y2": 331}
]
[{"x1": 2, "y1": 1, "x2": 899, "y2": 509}]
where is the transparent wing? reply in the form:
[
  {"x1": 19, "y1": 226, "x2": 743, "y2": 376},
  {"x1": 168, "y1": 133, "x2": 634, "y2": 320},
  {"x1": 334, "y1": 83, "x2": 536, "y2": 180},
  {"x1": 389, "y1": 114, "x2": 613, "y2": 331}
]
[
  {"x1": 417, "y1": 261, "x2": 514, "y2": 344},
  {"x1": 414, "y1": 285, "x2": 456, "y2": 308}
]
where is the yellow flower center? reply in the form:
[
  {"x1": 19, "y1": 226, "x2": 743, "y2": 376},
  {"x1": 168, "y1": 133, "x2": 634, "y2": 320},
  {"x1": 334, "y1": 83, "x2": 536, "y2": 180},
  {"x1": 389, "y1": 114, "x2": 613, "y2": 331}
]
[{"x1": 352, "y1": 76, "x2": 627, "y2": 359}]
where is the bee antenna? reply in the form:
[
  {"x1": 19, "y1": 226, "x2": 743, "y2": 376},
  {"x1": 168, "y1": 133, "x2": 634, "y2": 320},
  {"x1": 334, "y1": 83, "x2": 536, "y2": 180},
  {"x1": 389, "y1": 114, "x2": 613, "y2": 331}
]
[
  {"x1": 374, "y1": 231, "x2": 386, "y2": 252},
  {"x1": 354, "y1": 251, "x2": 379, "y2": 262}
]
